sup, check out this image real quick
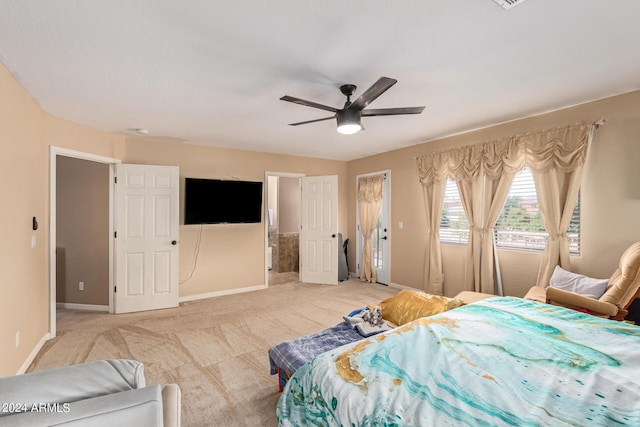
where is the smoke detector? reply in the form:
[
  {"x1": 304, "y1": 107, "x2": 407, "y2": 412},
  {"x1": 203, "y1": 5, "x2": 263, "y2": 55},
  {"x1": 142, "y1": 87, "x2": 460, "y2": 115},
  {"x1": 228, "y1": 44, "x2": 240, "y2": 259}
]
[{"x1": 493, "y1": 0, "x2": 528, "y2": 9}]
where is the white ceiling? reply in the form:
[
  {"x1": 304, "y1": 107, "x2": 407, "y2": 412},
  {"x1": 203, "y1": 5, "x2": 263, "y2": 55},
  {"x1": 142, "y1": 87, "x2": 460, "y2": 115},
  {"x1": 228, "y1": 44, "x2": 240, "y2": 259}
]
[{"x1": 1, "y1": 1, "x2": 639, "y2": 161}]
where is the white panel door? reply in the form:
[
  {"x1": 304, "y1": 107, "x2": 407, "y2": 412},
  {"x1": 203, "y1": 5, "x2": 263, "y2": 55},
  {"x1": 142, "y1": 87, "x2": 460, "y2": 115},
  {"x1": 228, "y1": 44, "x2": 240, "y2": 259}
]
[
  {"x1": 300, "y1": 175, "x2": 338, "y2": 285},
  {"x1": 115, "y1": 164, "x2": 179, "y2": 313}
]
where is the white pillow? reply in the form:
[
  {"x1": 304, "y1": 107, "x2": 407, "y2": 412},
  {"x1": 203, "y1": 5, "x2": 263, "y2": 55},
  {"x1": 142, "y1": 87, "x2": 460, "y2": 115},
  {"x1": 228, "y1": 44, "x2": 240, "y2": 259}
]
[{"x1": 549, "y1": 265, "x2": 609, "y2": 299}]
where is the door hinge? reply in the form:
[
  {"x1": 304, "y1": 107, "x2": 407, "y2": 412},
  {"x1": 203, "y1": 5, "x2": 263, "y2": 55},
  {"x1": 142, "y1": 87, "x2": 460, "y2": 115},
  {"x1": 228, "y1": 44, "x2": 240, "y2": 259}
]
[
  {"x1": 114, "y1": 286, "x2": 117, "y2": 293},
  {"x1": 114, "y1": 176, "x2": 117, "y2": 184},
  {"x1": 114, "y1": 231, "x2": 117, "y2": 238}
]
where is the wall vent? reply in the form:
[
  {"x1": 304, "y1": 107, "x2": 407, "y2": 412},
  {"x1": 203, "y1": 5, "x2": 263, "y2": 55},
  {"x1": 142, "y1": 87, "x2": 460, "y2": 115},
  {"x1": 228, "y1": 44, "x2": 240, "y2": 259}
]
[{"x1": 493, "y1": 0, "x2": 528, "y2": 9}]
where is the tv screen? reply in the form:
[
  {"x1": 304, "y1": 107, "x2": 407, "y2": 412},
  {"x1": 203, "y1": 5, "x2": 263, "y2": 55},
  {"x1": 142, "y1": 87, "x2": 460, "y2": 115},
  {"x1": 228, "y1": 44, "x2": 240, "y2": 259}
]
[{"x1": 184, "y1": 178, "x2": 263, "y2": 224}]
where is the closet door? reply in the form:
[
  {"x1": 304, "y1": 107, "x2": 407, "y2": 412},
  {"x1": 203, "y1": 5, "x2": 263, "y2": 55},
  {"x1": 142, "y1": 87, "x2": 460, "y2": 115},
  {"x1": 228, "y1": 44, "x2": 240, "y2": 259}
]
[{"x1": 114, "y1": 164, "x2": 179, "y2": 313}]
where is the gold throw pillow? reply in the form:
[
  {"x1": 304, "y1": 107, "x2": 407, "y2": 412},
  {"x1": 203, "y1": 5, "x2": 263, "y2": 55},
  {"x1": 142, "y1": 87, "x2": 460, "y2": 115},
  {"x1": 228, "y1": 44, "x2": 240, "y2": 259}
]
[{"x1": 378, "y1": 289, "x2": 463, "y2": 325}]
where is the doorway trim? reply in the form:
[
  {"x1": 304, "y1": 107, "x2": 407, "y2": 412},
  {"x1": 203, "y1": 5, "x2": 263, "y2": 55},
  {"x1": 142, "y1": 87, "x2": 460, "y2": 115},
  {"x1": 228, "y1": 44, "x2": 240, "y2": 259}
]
[
  {"x1": 49, "y1": 146, "x2": 121, "y2": 338},
  {"x1": 355, "y1": 169, "x2": 391, "y2": 284},
  {"x1": 264, "y1": 171, "x2": 305, "y2": 286}
]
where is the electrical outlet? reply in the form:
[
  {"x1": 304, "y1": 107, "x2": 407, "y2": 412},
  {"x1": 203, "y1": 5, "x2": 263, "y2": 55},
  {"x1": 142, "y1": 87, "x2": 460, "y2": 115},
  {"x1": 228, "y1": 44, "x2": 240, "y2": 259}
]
[
  {"x1": 15, "y1": 332, "x2": 20, "y2": 348},
  {"x1": 79, "y1": 281, "x2": 84, "y2": 291}
]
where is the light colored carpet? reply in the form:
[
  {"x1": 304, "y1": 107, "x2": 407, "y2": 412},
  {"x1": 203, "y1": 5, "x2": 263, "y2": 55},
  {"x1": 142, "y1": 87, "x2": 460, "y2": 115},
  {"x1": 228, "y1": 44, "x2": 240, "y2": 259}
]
[{"x1": 29, "y1": 278, "x2": 398, "y2": 426}]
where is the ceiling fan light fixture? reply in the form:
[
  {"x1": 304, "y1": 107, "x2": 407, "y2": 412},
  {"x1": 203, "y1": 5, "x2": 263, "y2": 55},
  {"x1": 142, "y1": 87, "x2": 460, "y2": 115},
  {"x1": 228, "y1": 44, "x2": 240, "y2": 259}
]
[
  {"x1": 337, "y1": 123, "x2": 362, "y2": 135},
  {"x1": 281, "y1": 77, "x2": 423, "y2": 133},
  {"x1": 336, "y1": 109, "x2": 362, "y2": 135}
]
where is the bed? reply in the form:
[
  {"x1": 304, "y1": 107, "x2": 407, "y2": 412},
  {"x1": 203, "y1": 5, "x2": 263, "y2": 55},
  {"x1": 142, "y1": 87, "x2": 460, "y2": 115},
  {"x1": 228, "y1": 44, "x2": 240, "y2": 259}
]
[
  {"x1": 269, "y1": 291, "x2": 462, "y2": 391},
  {"x1": 277, "y1": 296, "x2": 640, "y2": 426}
]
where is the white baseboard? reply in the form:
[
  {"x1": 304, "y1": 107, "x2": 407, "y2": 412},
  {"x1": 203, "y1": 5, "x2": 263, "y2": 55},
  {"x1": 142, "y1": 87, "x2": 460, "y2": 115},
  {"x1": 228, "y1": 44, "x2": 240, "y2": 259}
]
[
  {"x1": 178, "y1": 284, "x2": 267, "y2": 303},
  {"x1": 17, "y1": 332, "x2": 50, "y2": 375},
  {"x1": 388, "y1": 282, "x2": 419, "y2": 291},
  {"x1": 346, "y1": 274, "x2": 416, "y2": 291},
  {"x1": 56, "y1": 303, "x2": 109, "y2": 312}
]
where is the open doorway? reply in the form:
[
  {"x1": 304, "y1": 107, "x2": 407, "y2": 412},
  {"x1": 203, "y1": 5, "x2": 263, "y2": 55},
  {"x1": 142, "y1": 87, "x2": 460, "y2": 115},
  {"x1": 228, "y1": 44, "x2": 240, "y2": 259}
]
[
  {"x1": 49, "y1": 147, "x2": 119, "y2": 338},
  {"x1": 264, "y1": 172, "x2": 304, "y2": 286},
  {"x1": 56, "y1": 156, "x2": 110, "y2": 311}
]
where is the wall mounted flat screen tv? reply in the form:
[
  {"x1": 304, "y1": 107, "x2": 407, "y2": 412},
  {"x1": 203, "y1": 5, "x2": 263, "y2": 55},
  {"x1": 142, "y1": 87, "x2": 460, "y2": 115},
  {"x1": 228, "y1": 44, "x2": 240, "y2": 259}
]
[{"x1": 184, "y1": 178, "x2": 263, "y2": 224}]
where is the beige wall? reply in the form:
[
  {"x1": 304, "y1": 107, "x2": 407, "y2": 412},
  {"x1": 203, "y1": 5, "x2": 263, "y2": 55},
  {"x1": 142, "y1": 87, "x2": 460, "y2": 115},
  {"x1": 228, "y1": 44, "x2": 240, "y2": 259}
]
[
  {"x1": 0, "y1": 63, "x2": 48, "y2": 376},
  {"x1": 56, "y1": 156, "x2": 110, "y2": 306},
  {"x1": 348, "y1": 90, "x2": 640, "y2": 298},
  {"x1": 0, "y1": 63, "x2": 126, "y2": 376},
  {"x1": 44, "y1": 115, "x2": 127, "y2": 160},
  {"x1": 123, "y1": 137, "x2": 348, "y2": 298},
  {"x1": 278, "y1": 177, "x2": 300, "y2": 234}
]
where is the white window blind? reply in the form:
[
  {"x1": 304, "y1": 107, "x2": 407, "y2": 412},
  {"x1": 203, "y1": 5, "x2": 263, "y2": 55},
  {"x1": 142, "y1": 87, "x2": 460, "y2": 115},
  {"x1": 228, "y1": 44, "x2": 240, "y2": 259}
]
[
  {"x1": 439, "y1": 177, "x2": 469, "y2": 244},
  {"x1": 439, "y1": 168, "x2": 580, "y2": 254},
  {"x1": 495, "y1": 167, "x2": 580, "y2": 254}
]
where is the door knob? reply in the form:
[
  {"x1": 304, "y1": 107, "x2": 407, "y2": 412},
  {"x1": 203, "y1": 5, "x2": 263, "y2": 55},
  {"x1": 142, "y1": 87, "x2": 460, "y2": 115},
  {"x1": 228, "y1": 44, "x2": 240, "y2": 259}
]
[
  {"x1": 171, "y1": 240, "x2": 178, "y2": 245},
  {"x1": 382, "y1": 236, "x2": 388, "y2": 240},
  {"x1": 332, "y1": 234, "x2": 336, "y2": 238}
]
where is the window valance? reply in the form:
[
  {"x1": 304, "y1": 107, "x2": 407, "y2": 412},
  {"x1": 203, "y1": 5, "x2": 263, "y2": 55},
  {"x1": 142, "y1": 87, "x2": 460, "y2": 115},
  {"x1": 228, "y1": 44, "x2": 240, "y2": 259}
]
[
  {"x1": 417, "y1": 122, "x2": 592, "y2": 184},
  {"x1": 357, "y1": 175, "x2": 384, "y2": 203}
]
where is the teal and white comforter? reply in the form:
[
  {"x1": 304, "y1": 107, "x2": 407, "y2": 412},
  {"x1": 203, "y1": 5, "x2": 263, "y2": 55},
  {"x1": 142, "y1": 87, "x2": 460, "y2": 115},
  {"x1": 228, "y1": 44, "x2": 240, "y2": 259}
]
[{"x1": 277, "y1": 297, "x2": 640, "y2": 426}]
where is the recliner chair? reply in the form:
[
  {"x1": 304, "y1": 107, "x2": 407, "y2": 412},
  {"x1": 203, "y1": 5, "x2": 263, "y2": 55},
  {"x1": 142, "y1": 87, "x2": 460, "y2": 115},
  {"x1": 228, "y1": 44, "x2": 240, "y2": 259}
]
[{"x1": 525, "y1": 241, "x2": 640, "y2": 320}]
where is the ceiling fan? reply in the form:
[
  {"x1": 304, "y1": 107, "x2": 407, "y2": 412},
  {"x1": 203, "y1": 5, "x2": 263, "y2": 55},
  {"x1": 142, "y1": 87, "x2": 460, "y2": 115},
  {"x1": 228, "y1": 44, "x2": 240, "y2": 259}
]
[{"x1": 280, "y1": 77, "x2": 425, "y2": 135}]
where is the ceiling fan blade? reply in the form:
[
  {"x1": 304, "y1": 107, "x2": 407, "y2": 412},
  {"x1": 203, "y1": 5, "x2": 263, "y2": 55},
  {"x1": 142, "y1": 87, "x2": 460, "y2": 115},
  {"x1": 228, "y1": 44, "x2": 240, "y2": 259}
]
[
  {"x1": 362, "y1": 106, "x2": 425, "y2": 116},
  {"x1": 349, "y1": 77, "x2": 397, "y2": 111},
  {"x1": 280, "y1": 95, "x2": 338, "y2": 113},
  {"x1": 288, "y1": 116, "x2": 335, "y2": 126}
]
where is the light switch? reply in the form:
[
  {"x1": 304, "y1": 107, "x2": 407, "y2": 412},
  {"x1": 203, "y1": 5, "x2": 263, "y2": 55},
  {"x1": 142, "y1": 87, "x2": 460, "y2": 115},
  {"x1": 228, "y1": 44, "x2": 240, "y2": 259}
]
[
  {"x1": 398, "y1": 221, "x2": 404, "y2": 230},
  {"x1": 31, "y1": 235, "x2": 36, "y2": 248}
]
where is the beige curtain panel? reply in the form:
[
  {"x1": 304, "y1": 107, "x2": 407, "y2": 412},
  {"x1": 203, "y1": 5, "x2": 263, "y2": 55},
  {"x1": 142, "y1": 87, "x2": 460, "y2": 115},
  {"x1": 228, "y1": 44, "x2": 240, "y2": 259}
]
[
  {"x1": 420, "y1": 180, "x2": 447, "y2": 295},
  {"x1": 525, "y1": 124, "x2": 591, "y2": 286},
  {"x1": 358, "y1": 175, "x2": 384, "y2": 283},
  {"x1": 417, "y1": 122, "x2": 592, "y2": 294},
  {"x1": 416, "y1": 152, "x2": 448, "y2": 294},
  {"x1": 456, "y1": 173, "x2": 515, "y2": 294}
]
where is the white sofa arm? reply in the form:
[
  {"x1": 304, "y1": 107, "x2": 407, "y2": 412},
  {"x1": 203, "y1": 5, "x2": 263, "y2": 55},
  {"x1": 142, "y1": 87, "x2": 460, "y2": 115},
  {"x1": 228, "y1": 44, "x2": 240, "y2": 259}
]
[
  {"x1": 0, "y1": 359, "x2": 145, "y2": 414},
  {"x1": 0, "y1": 385, "x2": 163, "y2": 427},
  {"x1": 162, "y1": 384, "x2": 182, "y2": 427}
]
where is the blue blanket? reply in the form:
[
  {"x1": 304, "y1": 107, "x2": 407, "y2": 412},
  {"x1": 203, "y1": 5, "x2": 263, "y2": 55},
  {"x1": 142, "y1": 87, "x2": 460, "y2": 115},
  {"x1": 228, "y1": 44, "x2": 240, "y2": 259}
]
[
  {"x1": 268, "y1": 321, "x2": 363, "y2": 375},
  {"x1": 278, "y1": 297, "x2": 640, "y2": 426}
]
